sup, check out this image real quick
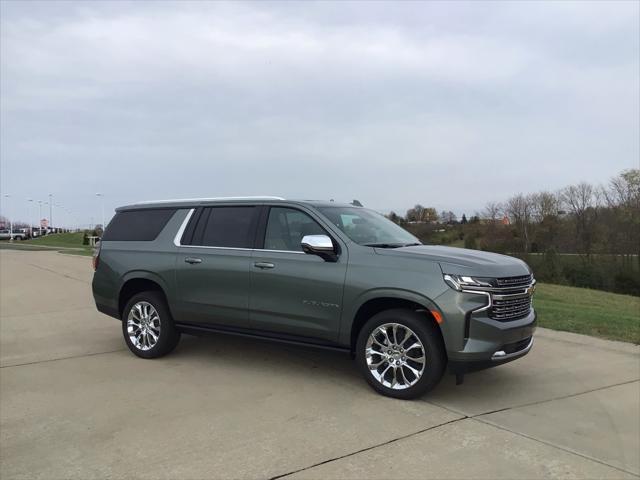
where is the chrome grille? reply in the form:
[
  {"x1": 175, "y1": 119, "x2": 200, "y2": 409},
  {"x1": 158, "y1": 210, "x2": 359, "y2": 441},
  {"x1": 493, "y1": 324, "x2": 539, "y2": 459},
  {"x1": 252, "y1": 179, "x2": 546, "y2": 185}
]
[
  {"x1": 489, "y1": 294, "x2": 532, "y2": 321},
  {"x1": 495, "y1": 274, "x2": 533, "y2": 288}
]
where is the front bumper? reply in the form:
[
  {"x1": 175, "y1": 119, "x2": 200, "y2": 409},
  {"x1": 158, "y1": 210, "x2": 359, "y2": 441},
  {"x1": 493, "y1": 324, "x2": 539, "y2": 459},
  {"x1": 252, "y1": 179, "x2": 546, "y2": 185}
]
[
  {"x1": 449, "y1": 335, "x2": 534, "y2": 374},
  {"x1": 434, "y1": 287, "x2": 537, "y2": 374}
]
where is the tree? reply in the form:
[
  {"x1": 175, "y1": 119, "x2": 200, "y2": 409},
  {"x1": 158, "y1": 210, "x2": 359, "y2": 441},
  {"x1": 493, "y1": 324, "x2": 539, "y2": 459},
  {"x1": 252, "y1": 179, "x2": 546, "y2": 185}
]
[
  {"x1": 506, "y1": 193, "x2": 534, "y2": 253},
  {"x1": 439, "y1": 211, "x2": 457, "y2": 224},
  {"x1": 483, "y1": 201, "x2": 503, "y2": 223},
  {"x1": 560, "y1": 182, "x2": 600, "y2": 256},
  {"x1": 406, "y1": 204, "x2": 437, "y2": 223},
  {"x1": 461, "y1": 214, "x2": 468, "y2": 224},
  {"x1": 601, "y1": 169, "x2": 640, "y2": 261},
  {"x1": 387, "y1": 211, "x2": 401, "y2": 224},
  {"x1": 530, "y1": 191, "x2": 561, "y2": 251}
]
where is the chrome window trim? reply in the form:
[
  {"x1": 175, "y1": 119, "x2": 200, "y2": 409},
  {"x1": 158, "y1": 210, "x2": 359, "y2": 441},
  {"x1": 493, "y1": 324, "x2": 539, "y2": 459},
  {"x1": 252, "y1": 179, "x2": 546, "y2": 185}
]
[
  {"x1": 173, "y1": 209, "x2": 195, "y2": 247},
  {"x1": 178, "y1": 244, "x2": 254, "y2": 252},
  {"x1": 176, "y1": 244, "x2": 306, "y2": 255},
  {"x1": 259, "y1": 249, "x2": 306, "y2": 255},
  {"x1": 172, "y1": 204, "x2": 318, "y2": 255}
]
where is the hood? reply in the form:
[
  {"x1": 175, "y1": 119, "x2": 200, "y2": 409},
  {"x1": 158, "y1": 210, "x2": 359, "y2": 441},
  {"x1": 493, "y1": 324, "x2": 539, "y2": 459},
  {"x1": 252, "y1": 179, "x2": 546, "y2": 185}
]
[{"x1": 377, "y1": 245, "x2": 531, "y2": 278}]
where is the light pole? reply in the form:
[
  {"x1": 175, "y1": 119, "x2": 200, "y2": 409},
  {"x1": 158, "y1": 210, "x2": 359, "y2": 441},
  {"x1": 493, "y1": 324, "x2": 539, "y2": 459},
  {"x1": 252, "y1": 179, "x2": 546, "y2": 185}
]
[
  {"x1": 37, "y1": 201, "x2": 43, "y2": 236},
  {"x1": 2, "y1": 194, "x2": 12, "y2": 238},
  {"x1": 96, "y1": 193, "x2": 105, "y2": 231},
  {"x1": 27, "y1": 199, "x2": 34, "y2": 237},
  {"x1": 48, "y1": 193, "x2": 53, "y2": 233}
]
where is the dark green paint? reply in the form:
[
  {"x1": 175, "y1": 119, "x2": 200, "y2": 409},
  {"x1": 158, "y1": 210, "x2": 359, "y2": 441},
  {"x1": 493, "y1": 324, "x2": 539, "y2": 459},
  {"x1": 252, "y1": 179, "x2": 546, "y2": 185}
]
[{"x1": 92, "y1": 199, "x2": 536, "y2": 369}]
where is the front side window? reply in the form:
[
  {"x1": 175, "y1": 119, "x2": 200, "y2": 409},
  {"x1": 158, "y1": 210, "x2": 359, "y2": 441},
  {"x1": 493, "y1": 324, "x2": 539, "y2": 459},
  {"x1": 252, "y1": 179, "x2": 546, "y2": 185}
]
[
  {"x1": 194, "y1": 206, "x2": 257, "y2": 248},
  {"x1": 318, "y1": 206, "x2": 420, "y2": 247},
  {"x1": 264, "y1": 207, "x2": 326, "y2": 251}
]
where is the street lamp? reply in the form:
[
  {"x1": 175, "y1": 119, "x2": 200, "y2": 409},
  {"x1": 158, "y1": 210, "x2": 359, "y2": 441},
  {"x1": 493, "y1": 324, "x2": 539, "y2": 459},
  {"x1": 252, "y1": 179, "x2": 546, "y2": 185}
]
[
  {"x1": 37, "y1": 200, "x2": 43, "y2": 236},
  {"x1": 2, "y1": 194, "x2": 11, "y2": 237},
  {"x1": 27, "y1": 199, "x2": 34, "y2": 237},
  {"x1": 96, "y1": 193, "x2": 105, "y2": 231},
  {"x1": 48, "y1": 193, "x2": 53, "y2": 233}
]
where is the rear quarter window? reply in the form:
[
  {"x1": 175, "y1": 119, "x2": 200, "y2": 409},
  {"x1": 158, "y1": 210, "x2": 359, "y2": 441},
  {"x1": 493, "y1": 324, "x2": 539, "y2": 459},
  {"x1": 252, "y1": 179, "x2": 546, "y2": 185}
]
[{"x1": 102, "y1": 209, "x2": 176, "y2": 241}]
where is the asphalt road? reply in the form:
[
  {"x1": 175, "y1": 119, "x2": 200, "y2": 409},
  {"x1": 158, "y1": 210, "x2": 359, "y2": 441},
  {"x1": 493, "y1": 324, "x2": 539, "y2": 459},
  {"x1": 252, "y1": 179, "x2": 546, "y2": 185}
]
[{"x1": 1, "y1": 249, "x2": 639, "y2": 479}]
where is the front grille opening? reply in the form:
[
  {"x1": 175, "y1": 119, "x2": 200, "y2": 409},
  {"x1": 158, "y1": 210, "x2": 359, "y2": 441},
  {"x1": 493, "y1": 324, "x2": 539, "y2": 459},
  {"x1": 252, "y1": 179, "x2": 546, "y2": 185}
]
[
  {"x1": 501, "y1": 336, "x2": 532, "y2": 354},
  {"x1": 489, "y1": 294, "x2": 532, "y2": 321},
  {"x1": 495, "y1": 274, "x2": 533, "y2": 288}
]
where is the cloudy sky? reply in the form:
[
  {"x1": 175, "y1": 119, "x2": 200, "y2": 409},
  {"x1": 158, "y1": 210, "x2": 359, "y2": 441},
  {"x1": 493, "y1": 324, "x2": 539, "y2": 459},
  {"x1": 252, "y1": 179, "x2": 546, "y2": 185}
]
[{"x1": 1, "y1": 0, "x2": 638, "y2": 226}]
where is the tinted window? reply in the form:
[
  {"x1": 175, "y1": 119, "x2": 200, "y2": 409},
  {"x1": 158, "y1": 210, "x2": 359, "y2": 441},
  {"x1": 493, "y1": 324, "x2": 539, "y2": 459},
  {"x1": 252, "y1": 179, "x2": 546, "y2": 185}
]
[
  {"x1": 195, "y1": 207, "x2": 257, "y2": 248},
  {"x1": 264, "y1": 207, "x2": 325, "y2": 251},
  {"x1": 102, "y1": 209, "x2": 176, "y2": 241}
]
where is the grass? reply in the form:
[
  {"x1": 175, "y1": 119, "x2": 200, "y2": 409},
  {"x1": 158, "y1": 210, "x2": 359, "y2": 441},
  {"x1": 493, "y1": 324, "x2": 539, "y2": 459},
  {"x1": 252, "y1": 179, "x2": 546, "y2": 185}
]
[
  {"x1": 1, "y1": 232, "x2": 94, "y2": 256},
  {"x1": 534, "y1": 283, "x2": 640, "y2": 344},
  {"x1": 25, "y1": 232, "x2": 86, "y2": 248}
]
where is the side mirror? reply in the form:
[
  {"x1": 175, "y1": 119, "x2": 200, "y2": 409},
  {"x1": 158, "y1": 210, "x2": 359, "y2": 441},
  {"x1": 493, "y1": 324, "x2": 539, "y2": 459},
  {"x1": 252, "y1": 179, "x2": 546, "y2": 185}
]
[{"x1": 301, "y1": 235, "x2": 337, "y2": 262}]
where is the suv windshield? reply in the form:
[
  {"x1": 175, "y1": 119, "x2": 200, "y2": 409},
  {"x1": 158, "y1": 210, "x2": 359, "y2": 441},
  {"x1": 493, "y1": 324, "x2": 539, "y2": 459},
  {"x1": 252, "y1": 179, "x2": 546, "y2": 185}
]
[{"x1": 318, "y1": 206, "x2": 421, "y2": 247}]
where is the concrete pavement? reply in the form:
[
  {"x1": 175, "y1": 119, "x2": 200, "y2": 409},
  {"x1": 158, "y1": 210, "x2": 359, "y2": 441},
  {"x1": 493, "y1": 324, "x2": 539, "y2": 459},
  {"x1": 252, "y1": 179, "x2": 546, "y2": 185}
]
[{"x1": 1, "y1": 249, "x2": 638, "y2": 479}]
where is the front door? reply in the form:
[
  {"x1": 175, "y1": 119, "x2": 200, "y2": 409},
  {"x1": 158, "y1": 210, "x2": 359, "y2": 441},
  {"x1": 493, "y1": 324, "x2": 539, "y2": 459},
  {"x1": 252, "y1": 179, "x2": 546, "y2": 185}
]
[
  {"x1": 174, "y1": 206, "x2": 259, "y2": 328},
  {"x1": 249, "y1": 206, "x2": 348, "y2": 342}
]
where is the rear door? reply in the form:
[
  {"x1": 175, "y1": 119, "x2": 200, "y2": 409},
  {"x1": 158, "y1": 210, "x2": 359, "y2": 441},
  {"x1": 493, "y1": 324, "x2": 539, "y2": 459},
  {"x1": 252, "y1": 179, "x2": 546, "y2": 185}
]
[
  {"x1": 173, "y1": 205, "x2": 259, "y2": 328},
  {"x1": 249, "y1": 206, "x2": 348, "y2": 342}
]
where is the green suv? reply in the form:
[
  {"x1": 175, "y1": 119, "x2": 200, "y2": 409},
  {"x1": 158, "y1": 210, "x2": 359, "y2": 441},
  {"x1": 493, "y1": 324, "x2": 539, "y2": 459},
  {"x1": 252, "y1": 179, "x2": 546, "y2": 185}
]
[{"x1": 92, "y1": 197, "x2": 536, "y2": 399}]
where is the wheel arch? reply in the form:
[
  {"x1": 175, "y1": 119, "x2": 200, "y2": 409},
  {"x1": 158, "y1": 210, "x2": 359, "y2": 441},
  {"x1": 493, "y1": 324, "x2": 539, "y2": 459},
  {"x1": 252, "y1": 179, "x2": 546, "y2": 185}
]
[
  {"x1": 118, "y1": 271, "x2": 171, "y2": 319},
  {"x1": 345, "y1": 289, "x2": 444, "y2": 352}
]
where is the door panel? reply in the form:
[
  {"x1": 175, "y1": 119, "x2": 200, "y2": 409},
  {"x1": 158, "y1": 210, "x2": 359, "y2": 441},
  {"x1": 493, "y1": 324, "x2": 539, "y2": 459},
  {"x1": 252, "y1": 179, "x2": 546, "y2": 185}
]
[
  {"x1": 250, "y1": 251, "x2": 347, "y2": 341},
  {"x1": 173, "y1": 205, "x2": 258, "y2": 327},
  {"x1": 249, "y1": 206, "x2": 348, "y2": 342},
  {"x1": 174, "y1": 247, "x2": 252, "y2": 327}
]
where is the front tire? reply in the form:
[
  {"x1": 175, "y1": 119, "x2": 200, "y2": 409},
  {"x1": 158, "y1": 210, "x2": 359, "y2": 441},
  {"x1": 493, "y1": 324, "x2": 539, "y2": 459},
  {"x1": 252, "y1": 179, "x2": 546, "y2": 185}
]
[
  {"x1": 122, "y1": 291, "x2": 181, "y2": 359},
  {"x1": 356, "y1": 309, "x2": 446, "y2": 399}
]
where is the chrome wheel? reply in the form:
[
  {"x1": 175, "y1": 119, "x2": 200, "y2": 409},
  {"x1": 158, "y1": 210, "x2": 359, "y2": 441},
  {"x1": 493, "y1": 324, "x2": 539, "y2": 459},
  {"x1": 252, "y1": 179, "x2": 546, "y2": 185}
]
[
  {"x1": 365, "y1": 323, "x2": 426, "y2": 390},
  {"x1": 127, "y1": 301, "x2": 161, "y2": 351}
]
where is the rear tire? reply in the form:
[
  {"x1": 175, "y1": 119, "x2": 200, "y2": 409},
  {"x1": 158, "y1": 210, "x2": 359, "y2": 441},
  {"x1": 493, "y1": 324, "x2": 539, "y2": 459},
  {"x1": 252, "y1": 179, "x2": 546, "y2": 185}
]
[
  {"x1": 356, "y1": 308, "x2": 446, "y2": 399},
  {"x1": 122, "y1": 291, "x2": 180, "y2": 359}
]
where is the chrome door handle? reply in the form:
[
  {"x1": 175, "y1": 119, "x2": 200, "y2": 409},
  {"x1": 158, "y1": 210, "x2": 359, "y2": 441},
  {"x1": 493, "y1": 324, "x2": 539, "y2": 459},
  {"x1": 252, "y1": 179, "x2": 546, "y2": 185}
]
[
  {"x1": 184, "y1": 257, "x2": 202, "y2": 264},
  {"x1": 254, "y1": 262, "x2": 275, "y2": 269}
]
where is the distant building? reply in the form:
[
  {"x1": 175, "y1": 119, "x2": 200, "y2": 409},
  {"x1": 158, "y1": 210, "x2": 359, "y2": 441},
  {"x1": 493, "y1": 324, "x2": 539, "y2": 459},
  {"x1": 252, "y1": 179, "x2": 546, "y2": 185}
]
[{"x1": 501, "y1": 215, "x2": 510, "y2": 225}]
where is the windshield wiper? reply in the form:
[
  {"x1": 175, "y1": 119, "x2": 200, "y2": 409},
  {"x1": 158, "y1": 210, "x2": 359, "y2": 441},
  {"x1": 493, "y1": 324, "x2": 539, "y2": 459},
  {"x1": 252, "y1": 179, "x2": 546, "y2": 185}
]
[
  {"x1": 362, "y1": 243, "x2": 404, "y2": 248},
  {"x1": 363, "y1": 242, "x2": 422, "y2": 248}
]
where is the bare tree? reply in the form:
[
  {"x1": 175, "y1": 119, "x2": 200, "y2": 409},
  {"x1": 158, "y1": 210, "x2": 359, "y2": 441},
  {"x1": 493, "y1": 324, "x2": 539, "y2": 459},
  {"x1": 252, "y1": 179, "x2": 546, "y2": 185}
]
[
  {"x1": 531, "y1": 191, "x2": 560, "y2": 223},
  {"x1": 560, "y1": 182, "x2": 600, "y2": 255},
  {"x1": 506, "y1": 194, "x2": 535, "y2": 253},
  {"x1": 483, "y1": 201, "x2": 503, "y2": 223},
  {"x1": 601, "y1": 169, "x2": 640, "y2": 260}
]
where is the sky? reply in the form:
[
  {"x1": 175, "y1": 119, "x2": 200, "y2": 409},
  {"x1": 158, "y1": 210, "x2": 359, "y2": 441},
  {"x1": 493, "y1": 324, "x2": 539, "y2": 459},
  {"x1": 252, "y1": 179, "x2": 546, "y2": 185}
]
[{"x1": 1, "y1": 0, "x2": 638, "y2": 227}]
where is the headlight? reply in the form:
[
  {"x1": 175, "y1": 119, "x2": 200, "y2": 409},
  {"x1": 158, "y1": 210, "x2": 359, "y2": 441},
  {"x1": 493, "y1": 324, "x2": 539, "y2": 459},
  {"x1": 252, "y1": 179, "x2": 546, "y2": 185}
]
[{"x1": 443, "y1": 274, "x2": 492, "y2": 291}]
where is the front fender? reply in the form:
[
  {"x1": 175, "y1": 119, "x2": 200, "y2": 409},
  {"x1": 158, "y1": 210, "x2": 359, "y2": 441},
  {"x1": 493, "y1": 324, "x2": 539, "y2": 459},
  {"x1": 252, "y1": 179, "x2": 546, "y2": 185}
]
[{"x1": 339, "y1": 288, "x2": 442, "y2": 345}]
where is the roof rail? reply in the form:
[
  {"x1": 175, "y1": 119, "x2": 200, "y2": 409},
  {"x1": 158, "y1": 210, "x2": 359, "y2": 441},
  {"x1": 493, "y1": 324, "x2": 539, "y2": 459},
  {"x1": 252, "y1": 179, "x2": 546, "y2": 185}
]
[{"x1": 134, "y1": 196, "x2": 285, "y2": 205}]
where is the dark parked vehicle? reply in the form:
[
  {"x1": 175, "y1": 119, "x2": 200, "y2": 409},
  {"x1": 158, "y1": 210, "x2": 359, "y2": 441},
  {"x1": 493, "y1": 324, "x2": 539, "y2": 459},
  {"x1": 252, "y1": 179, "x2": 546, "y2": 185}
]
[{"x1": 92, "y1": 197, "x2": 536, "y2": 399}]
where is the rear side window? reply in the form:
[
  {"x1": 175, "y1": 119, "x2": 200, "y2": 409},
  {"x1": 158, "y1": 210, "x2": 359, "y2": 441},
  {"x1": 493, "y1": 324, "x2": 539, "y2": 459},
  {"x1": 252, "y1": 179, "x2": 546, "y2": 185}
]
[
  {"x1": 102, "y1": 209, "x2": 176, "y2": 241},
  {"x1": 189, "y1": 206, "x2": 257, "y2": 248}
]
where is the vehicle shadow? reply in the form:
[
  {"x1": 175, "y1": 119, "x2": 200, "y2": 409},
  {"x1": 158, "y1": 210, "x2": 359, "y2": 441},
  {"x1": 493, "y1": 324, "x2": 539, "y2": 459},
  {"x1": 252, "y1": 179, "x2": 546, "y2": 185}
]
[
  {"x1": 163, "y1": 332, "x2": 516, "y2": 402},
  {"x1": 168, "y1": 332, "x2": 365, "y2": 390}
]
